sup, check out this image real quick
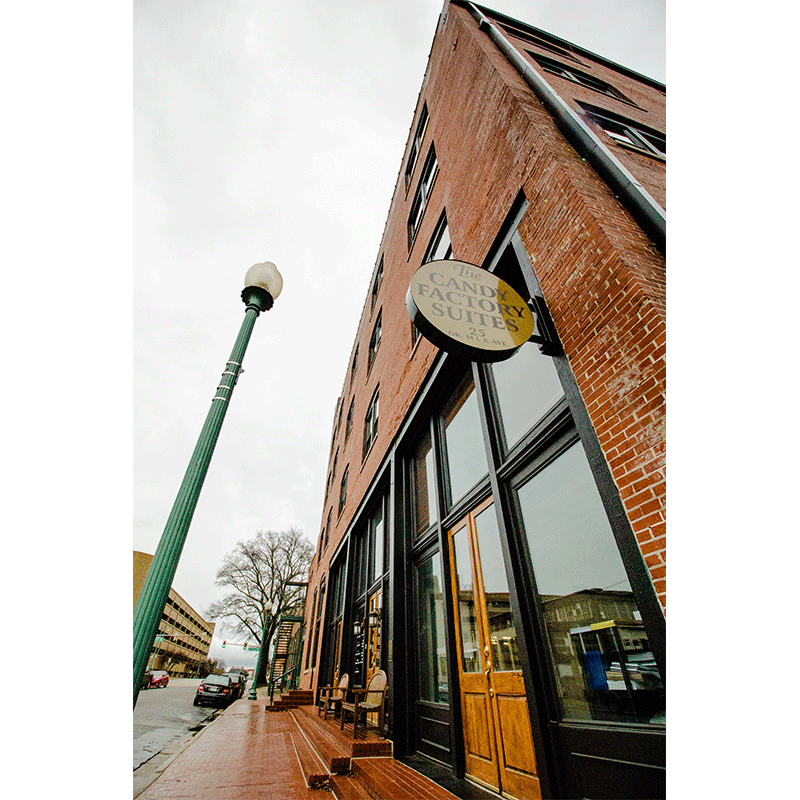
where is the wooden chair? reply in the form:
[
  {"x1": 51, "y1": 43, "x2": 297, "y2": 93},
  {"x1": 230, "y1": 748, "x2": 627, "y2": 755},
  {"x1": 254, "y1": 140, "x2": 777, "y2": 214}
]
[
  {"x1": 339, "y1": 670, "x2": 387, "y2": 739},
  {"x1": 317, "y1": 673, "x2": 349, "y2": 721}
]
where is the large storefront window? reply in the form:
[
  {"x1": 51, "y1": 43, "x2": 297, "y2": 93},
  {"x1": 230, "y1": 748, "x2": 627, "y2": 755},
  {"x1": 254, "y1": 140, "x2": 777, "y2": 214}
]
[
  {"x1": 415, "y1": 552, "x2": 448, "y2": 704},
  {"x1": 516, "y1": 442, "x2": 665, "y2": 724},
  {"x1": 490, "y1": 342, "x2": 563, "y2": 452},
  {"x1": 442, "y1": 373, "x2": 488, "y2": 505},
  {"x1": 412, "y1": 429, "x2": 437, "y2": 535}
]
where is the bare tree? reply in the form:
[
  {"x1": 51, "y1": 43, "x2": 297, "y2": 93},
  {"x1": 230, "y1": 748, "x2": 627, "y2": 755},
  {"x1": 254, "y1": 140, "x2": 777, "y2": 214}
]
[{"x1": 205, "y1": 528, "x2": 312, "y2": 686}]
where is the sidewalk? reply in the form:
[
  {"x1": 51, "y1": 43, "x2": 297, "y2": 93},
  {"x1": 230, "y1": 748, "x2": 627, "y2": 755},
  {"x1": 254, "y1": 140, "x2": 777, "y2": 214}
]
[
  {"x1": 135, "y1": 689, "x2": 468, "y2": 800},
  {"x1": 136, "y1": 695, "x2": 319, "y2": 799}
]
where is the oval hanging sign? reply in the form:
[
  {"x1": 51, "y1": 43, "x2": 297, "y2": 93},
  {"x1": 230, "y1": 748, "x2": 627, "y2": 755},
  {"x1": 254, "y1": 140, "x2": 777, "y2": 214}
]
[{"x1": 406, "y1": 259, "x2": 535, "y2": 362}]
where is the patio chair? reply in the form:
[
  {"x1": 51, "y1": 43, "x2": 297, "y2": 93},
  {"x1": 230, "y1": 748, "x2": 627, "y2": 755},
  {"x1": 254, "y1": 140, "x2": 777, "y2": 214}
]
[
  {"x1": 339, "y1": 669, "x2": 387, "y2": 739},
  {"x1": 317, "y1": 673, "x2": 349, "y2": 721}
]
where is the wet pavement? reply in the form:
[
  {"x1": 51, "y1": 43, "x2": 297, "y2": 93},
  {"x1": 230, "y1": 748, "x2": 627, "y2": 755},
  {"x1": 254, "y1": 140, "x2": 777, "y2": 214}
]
[
  {"x1": 136, "y1": 697, "x2": 319, "y2": 799},
  {"x1": 133, "y1": 678, "x2": 218, "y2": 770}
]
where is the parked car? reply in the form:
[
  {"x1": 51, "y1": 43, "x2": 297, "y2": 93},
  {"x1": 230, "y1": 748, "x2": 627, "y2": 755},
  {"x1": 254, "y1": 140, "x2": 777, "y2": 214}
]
[
  {"x1": 222, "y1": 672, "x2": 247, "y2": 699},
  {"x1": 194, "y1": 674, "x2": 235, "y2": 707},
  {"x1": 141, "y1": 669, "x2": 170, "y2": 689}
]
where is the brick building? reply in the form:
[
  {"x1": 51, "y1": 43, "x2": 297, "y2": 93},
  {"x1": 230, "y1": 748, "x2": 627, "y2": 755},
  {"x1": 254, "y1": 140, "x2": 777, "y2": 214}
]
[{"x1": 299, "y1": 3, "x2": 665, "y2": 798}]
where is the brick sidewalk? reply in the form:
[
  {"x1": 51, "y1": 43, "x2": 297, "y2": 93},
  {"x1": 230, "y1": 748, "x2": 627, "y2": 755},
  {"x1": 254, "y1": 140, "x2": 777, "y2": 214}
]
[{"x1": 137, "y1": 698, "x2": 317, "y2": 799}]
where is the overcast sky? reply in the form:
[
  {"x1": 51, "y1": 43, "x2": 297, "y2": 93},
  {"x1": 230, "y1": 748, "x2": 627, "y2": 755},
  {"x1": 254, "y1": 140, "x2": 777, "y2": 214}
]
[{"x1": 132, "y1": 0, "x2": 665, "y2": 670}]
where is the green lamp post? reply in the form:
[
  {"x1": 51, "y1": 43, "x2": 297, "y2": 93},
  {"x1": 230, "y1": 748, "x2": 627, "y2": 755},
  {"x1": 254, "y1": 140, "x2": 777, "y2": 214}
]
[
  {"x1": 133, "y1": 262, "x2": 283, "y2": 708},
  {"x1": 247, "y1": 601, "x2": 273, "y2": 701}
]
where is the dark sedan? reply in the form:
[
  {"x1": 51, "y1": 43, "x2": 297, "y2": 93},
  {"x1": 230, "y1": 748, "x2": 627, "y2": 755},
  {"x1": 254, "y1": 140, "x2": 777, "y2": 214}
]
[
  {"x1": 221, "y1": 672, "x2": 247, "y2": 699},
  {"x1": 193, "y1": 674, "x2": 235, "y2": 708}
]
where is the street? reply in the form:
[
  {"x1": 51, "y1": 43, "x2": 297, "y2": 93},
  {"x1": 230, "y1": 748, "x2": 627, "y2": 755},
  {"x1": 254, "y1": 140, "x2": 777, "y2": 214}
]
[{"x1": 133, "y1": 677, "x2": 223, "y2": 771}]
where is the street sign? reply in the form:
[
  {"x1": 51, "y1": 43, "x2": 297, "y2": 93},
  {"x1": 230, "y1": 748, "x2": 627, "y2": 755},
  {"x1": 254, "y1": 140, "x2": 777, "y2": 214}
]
[
  {"x1": 154, "y1": 636, "x2": 165, "y2": 642},
  {"x1": 246, "y1": 646, "x2": 259, "y2": 652}
]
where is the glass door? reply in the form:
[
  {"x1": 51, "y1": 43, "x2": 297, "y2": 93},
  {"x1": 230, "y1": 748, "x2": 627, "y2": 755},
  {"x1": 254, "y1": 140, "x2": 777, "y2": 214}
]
[{"x1": 449, "y1": 497, "x2": 542, "y2": 800}]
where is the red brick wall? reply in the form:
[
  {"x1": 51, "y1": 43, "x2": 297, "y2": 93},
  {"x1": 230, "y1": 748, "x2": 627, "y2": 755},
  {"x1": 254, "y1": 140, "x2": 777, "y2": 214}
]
[{"x1": 300, "y1": 4, "x2": 666, "y2": 689}]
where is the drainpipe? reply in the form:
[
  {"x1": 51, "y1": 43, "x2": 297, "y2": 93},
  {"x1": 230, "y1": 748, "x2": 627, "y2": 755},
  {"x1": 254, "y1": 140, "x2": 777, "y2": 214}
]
[{"x1": 463, "y1": 2, "x2": 666, "y2": 254}]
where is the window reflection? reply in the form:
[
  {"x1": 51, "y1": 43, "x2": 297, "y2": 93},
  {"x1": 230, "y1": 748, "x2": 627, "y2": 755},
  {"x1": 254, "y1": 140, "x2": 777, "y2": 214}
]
[
  {"x1": 452, "y1": 527, "x2": 481, "y2": 673},
  {"x1": 474, "y1": 505, "x2": 519, "y2": 671},
  {"x1": 491, "y1": 343, "x2": 563, "y2": 451},
  {"x1": 442, "y1": 373, "x2": 488, "y2": 505},
  {"x1": 415, "y1": 552, "x2": 449, "y2": 704},
  {"x1": 517, "y1": 443, "x2": 665, "y2": 724}
]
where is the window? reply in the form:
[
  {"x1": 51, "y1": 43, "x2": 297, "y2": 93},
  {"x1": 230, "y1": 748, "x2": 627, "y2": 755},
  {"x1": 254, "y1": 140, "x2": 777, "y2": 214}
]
[
  {"x1": 412, "y1": 427, "x2": 437, "y2": 535},
  {"x1": 530, "y1": 53, "x2": 633, "y2": 104},
  {"x1": 500, "y1": 23, "x2": 584, "y2": 63},
  {"x1": 405, "y1": 103, "x2": 429, "y2": 188},
  {"x1": 306, "y1": 588, "x2": 318, "y2": 668},
  {"x1": 371, "y1": 258, "x2": 384, "y2": 309},
  {"x1": 408, "y1": 146, "x2": 439, "y2": 248},
  {"x1": 350, "y1": 346, "x2": 359, "y2": 386},
  {"x1": 338, "y1": 465, "x2": 349, "y2": 515},
  {"x1": 345, "y1": 399, "x2": 354, "y2": 441},
  {"x1": 515, "y1": 442, "x2": 665, "y2": 724},
  {"x1": 423, "y1": 211, "x2": 452, "y2": 263},
  {"x1": 579, "y1": 102, "x2": 665, "y2": 158},
  {"x1": 441, "y1": 371, "x2": 489, "y2": 506},
  {"x1": 368, "y1": 310, "x2": 382, "y2": 371},
  {"x1": 414, "y1": 551, "x2": 448, "y2": 703},
  {"x1": 363, "y1": 387, "x2": 379, "y2": 458}
]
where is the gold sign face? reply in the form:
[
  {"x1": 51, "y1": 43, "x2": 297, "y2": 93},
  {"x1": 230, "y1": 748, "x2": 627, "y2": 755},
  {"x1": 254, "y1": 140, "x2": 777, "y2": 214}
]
[{"x1": 406, "y1": 260, "x2": 535, "y2": 362}]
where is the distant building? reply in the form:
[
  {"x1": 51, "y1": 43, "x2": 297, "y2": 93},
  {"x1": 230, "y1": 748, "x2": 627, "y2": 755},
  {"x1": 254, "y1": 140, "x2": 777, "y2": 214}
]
[
  {"x1": 300, "y1": 3, "x2": 665, "y2": 798},
  {"x1": 133, "y1": 551, "x2": 216, "y2": 677}
]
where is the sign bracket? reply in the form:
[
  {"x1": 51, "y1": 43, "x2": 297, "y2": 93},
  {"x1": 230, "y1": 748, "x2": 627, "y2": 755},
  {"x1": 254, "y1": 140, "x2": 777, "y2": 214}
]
[{"x1": 527, "y1": 296, "x2": 562, "y2": 356}]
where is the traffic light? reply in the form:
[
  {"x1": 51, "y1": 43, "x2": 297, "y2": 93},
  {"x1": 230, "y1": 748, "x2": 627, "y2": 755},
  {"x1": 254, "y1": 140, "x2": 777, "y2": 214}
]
[{"x1": 222, "y1": 641, "x2": 226, "y2": 648}]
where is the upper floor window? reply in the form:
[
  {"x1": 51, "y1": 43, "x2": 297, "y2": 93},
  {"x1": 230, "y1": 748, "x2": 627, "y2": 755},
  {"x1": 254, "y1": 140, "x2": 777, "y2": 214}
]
[
  {"x1": 371, "y1": 258, "x2": 384, "y2": 310},
  {"x1": 349, "y1": 346, "x2": 359, "y2": 386},
  {"x1": 405, "y1": 103, "x2": 429, "y2": 189},
  {"x1": 363, "y1": 387, "x2": 379, "y2": 459},
  {"x1": 579, "y1": 102, "x2": 665, "y2": 158},
  {"x1": 338, "y1": 465, "x2": 349, "y2": 515},
  {"x1": 368, "y1": 310, "x2": 382, "y2": 371},
  {"x1": 408, "y1": 146, "x2": 439, "y2": 248},
  {"x1": 345, "y1": 398, "x2": 354, "y2": 441},
  {"x1": 423, "y1": 210, "x2": 453, "y2": 263},
  {"x1": 530, "y1": 53, "x2": 633, "y2": 104}
]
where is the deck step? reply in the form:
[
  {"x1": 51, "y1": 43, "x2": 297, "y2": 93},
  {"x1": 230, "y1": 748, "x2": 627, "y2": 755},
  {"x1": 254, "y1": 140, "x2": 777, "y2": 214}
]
[
  {"x1": 350, "y1": 758, "x2": 460, "y2": 800},
  {"x1": 265, "y1": 689, "x2": 314, "y2": 711},
  {"x1": 290, "y1": 718, "x2": 331, "y2": 790},
  {"x1": 291, "y1": 706, "x2": 352, "y2": 773},
  {"x1": 330, "y1": 773, "x2": 374, "y2": 799}
]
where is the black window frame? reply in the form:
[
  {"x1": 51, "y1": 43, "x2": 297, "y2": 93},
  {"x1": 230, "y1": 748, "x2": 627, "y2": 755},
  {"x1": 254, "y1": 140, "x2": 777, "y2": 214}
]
[
  {"x1": 368, "y1": 309, "x2": 382, "y2": 372},
  {"x1": 530, "y1": 52, "x2": 635, "y2": 105},
  {"x1": 405, "y1": 103, "x2": 429, "y2": 189},
  {"x1": 345, "y1": 398, "x2": 354, "y2": 441},
  {"x1": 371, "y1": 257, "x2": 384, "y2": 310},
  {"x1": 363, "y1": 386, "x2": 379, "y2": 459},
  {"x1": 422, "y1": 209, "x2": 453, "y2": 263},
  {"x1": 338, "y1": 464, "x2": 349, "y2": 516},
  {"x1": 579, "y1": 101, "x2": 666, "y2": 159},
  {"x1": 408, "y1": 145, "x2": 439, "y2": 249}
]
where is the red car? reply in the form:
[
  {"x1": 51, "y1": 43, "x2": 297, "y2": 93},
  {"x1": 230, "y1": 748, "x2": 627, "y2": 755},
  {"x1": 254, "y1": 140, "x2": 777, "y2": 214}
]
[{"x1": 142, "y1": 669, "x2": 170, "y2": 689}]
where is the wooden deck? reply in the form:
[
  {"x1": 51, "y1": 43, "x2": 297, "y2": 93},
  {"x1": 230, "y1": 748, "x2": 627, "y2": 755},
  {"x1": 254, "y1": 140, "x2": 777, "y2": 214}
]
[{"x1": 263, "y1": 694, "x2": 460, "y2": 799}]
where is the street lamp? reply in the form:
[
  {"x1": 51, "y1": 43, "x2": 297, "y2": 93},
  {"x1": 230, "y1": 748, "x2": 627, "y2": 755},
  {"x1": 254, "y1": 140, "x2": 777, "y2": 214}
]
[
  {"x1": 133, "y1": 262, "x2": 283, "y2": 708},
  {"x1": 248, "y1": 601, "x2": 273, "y2": 701}
]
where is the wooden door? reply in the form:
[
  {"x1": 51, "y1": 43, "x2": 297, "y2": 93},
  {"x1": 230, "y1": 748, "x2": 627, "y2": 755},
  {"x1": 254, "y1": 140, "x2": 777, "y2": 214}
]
[{"x1": 449, "y1": 497, "x2": 541, "y2": 800}]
